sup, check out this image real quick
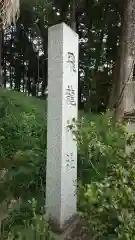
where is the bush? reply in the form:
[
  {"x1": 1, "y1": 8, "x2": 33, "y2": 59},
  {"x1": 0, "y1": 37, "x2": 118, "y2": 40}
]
[
  {"x1": 0, "y1": 90, "x2": 46, "y2": 208},
  {"x1": 75, "y1": 112, "x2": 127, "y2": 183},
  {"x1": 75, "y1": 113, "x2": 135, "y2": 239},
  {"x1": 2, "y1": 199, "x2": 53, "y2": 240},
  {"x1": 2, "y1": 90, "x2": 135, "y2": 239}
]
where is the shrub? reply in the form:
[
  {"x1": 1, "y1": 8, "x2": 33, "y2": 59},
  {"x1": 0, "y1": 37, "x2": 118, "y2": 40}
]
[
  {"x1": 2, "y1": 199, "x2": 53, "y2": 240},
  {"x1": 0, "y1": 90, "x2": 46, "y2": 207},
  {"x1": 75, "y1": 113, "x2": 135, "y2": 239},
  {"x1": 75, "y1": 113, "x2": 127, "y2": 183}
]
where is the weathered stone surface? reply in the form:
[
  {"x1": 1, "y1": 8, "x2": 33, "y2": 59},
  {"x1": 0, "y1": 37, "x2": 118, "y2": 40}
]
[{"x1": 46, "y1": 23, "x2": 79, "y2": 230}]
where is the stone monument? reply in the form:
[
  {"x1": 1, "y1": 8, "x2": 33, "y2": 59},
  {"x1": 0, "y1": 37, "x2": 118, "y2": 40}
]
[{"x1": 46, "y1": 23, "x2": 79, "y2": 232}]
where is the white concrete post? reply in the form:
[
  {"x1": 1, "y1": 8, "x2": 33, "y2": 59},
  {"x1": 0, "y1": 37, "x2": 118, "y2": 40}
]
[{"x1": 46, "y1": 23, "x2": 79, "y2": 231}]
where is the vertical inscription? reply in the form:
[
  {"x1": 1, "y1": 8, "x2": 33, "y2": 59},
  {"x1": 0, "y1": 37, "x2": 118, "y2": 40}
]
[
  {"x1": 67, "y1": 52, "x2": 76, "y2": 73},
  {"x1": 65, "y1": 51, "x2": 77, "y2": 171},
  {"x1": 66, "y1": 152, "x2": 75, "y2": 170},
  {"x1": 65, "y1": 85, "x2": 76, "y2": 106}
]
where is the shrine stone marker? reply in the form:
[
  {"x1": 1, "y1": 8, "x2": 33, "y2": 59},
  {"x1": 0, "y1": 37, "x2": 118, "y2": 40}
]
[{"x1": 46, "y1": 23, "x2": 79, "y2": 231}]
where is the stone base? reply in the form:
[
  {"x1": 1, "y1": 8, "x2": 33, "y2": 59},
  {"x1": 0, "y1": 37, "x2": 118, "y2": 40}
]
[{"x1": 49, "y1": 214, "x2": 80, "y2": 240}]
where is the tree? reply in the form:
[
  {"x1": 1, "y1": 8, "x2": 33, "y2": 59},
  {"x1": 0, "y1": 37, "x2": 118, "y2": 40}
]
[
  {"x1": 0, "y1": 0, "x2": 19, "y2": 28},
  {"x1": 0, "y1": 0, "x2": 126, "y2": 113},
  {"x1": 0, "y1": 0, "x2": 20, "y2": 86},
  {"x1": 112, "y1": 0, "x2": 135, "y2": 119}
]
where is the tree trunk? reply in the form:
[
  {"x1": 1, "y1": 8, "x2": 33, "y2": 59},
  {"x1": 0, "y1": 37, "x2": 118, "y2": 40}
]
[
  {"x1": 70, "y1": 0, "x2": 76, "y2": 31},
  {"x1": 114, "y1": 0, "x2": 135, "y2": 119},
  {"x1": 84, "y1": 0, "x2": 93, "y2": 112},
  {"x1": 0, "y1": 29, "x2": 3, "y2": 87}
]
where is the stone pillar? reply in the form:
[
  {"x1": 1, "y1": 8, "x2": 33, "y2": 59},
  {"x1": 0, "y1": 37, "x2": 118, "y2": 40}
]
[{"x1": 46, "y1": 23, "x2": 78, "y2": 231}]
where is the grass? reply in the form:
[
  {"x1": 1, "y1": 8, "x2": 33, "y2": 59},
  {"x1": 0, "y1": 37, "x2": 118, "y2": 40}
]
[{"x1": 0, "y1": 89, "x2": 47, "y2": 116}]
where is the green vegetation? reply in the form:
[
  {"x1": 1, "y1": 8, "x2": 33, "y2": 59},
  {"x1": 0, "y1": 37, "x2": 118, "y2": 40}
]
[
  {"x1": 0, "y1": 0, "x2": 125, "y2": 116},
  {"x1": 0, "y1": 90, "x2": 47, "y2": 239},
  {"x1": 1, "y1": 89, "x2": 135, "y2": 239},
  {"x1": 1, "y1": 0, "x2": 135, "y2": 239},
  {"x1": 5, "y1": 199, "x2": 53, "y2": 240},
  {"x1": 76, "y1": 115, "x2": 135, "y2": 239}
]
